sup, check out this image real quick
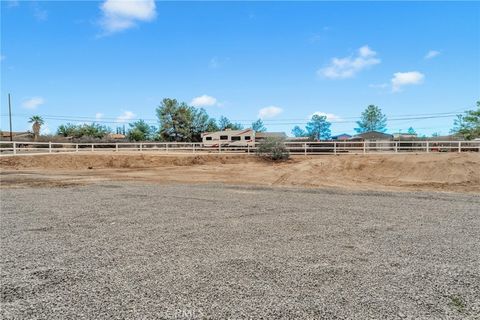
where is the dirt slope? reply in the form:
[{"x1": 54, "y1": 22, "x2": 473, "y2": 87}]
[{"x1": 1, "y1": 153, "x2": 479, "y2": 192}]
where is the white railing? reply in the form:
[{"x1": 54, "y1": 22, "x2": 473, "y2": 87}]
[{"x1": 0, "y1": 140, "x2": 479, "y2": 156}]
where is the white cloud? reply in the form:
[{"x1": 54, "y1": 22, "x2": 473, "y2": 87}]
[
  {"x1": 425, "y1": 50, "x2": 440, "y2": 59},
  {"x1": 22, "y1": 97, "x2": 45, "y2": 109},
  {"x1": 34, "y1": 7, "x2": 48, "y2": 21},
  {"x1": 95, "y1": 112, "x2": 104, "y2": 120},
  {"x1": 310, "y1": 112, "x2": 341, "y2": 122},
  {"x1": 115, "y1": 111, "x2": 136, "y2": 123},
  {"x1": 258, "y1": 106, "x2": 283, "y2": 119},
  {"x1": 99, "y1": 0, "x2": 156, "y2": 34},
  {"x1": 190, "y1": 95, "x2": 217, "y2": 107},
  {"x1": 391, "y1": 71, "x2": 425, "y2": 92},
  {"x1": 318, "y1": 45, "x2": 381, "y2": 79},
  {"x1": 209, "y1": 57, "x2": 220, "y2": 69}
]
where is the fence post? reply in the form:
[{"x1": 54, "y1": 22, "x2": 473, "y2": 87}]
[
  {"x1": 49, "y1": 142, "x2": 52, "y2": 153},
  {"x1": 219, "y1": 143, "x2": 221, "y2": 153},
  {"x1": 247, "y1": 144, "x2": 250, "y2": 154},
  {"x1": 76, "y1": 144, "x2": 79, "y2": 152},
  {"x1": 193, "y1": 143, "x2": 195, "y2": 154},
  {"x1": 334, "y1": 142, "x2": 337, "y2": 155},
  {"x1": 140, "y1": 143, "x2": 143, "y2": 152},
  {"x1": 166, "y1": 143, "x2": 168, "y2": 153},
  {"x1": 91, "y1": 144, "x2": 94, "y2": 152},
  {"x1": 426, "y1": 141, "x2": 429, "y2": 153},
  {"x1": 13, "y1": 142, "x2": 16, "y2": 155},
  {"x1": 458, "y1": 141, "x2": 461, "y2": 153},
  {"x1": 363, "y1": 142, "x2": 366, "y2": 154},
  {"x1": 115, "y1": 143, "x2": 118, "y2": 152},
  {"x1": 395, "y1": 142, "x2": 398, "y2": 153},
  {"x1": 304, "y1": 143, "x2": 307, "y2": 156}
]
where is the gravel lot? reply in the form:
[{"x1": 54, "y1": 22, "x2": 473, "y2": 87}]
[{"x1": 1, "y1": 182, "x2": 479, "y2": 319}]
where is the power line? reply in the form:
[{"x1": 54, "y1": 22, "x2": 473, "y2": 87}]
[{"x1": 0, "y1": 111, "x2": 463, "y2": 126}]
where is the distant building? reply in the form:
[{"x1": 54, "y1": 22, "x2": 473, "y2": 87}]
[
  {"x1": 331, "y1": 133, "x2": 352, "y2": 141},
  {"x1": 108, "y1": 133, "x2": 127, "y2": 140},
  {"x1": 350, "y1": 131, "x2": 393, "y2": 141},
  {"x1": 393, "y1": 132, "x2": 418, "y2": 140},
  {"x1": 0, "y1": 131, "x2": 33, "y2": 140}
]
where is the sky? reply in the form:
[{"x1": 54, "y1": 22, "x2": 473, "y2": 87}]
[{"x1": 1, "y1": 0, "x2": 479, "y2": 136}]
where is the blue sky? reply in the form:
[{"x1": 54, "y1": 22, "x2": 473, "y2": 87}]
[{"x1": 1, "y1": 0, "x2": 479, "y2": 136}]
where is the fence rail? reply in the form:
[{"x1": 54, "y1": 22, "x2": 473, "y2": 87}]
[{"x1": 0, "y1": 140, "x2": 479, "y2": 156}]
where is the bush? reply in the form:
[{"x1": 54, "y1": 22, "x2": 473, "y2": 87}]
[{"x1": 255, "y1": 137, "x2": 290, "y2": 161}]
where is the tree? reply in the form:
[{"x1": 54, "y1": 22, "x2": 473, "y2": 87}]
[
  {"x1": 28, "y1": 115, "x2": 44, "y2": 140},
  {"x1": 127, "y1": 120, "x2": 156, "y2": 141},
  {"x1": 218, "y1": 116, "x2": 243, "y2": 130},
  {"x1": 451, "y1": 101, "x2": 480, "y2": 140},
  {"x1": 156, "y1": 98, "x2": 194, "y2": 141},
  {"x1": 252, "y1": 119, "x2": 266, "y2": 132},
  {"x1": 306, "y1": 114, "x2": 331, "y2": 140},
  {"x1": 407, "y1": 127, "x2": 416, "y2": 135},
  {"x1": 57, "y1": 123, "x2": 78, "y2": 137},
  {"x1": 56, "y1": 123, "x2": 111, "y2": 139},
  {"x1": 355, "y1": 105, "x2": 387, "y2": 133},
  {"x1": 190, "y1": 108, "x2": 218, "y2": 142},
  {"x1": 156, "y1": 98, "x2": 219, "y2": 142},
  {"x1": 291, "y1": 125, "x2": 307, "y2": 137}
]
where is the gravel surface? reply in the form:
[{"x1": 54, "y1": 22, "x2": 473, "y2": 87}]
[{"x1": 1, "y1": 182, "x2": 479, "y2": 319}]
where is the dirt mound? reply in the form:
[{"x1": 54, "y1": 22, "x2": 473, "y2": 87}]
[
  {"x1": 0, "y1": 153, "x2": 251, "y2": 169},
  {"x1": 1, "y1": 153, "x2": 479, "y2": 192}
]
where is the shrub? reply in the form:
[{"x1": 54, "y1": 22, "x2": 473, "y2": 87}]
[{"x1": 255, "y1": 137, "x2": 290, "y2": 161}]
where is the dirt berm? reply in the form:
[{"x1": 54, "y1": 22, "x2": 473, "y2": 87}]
[{"x1": 1, "y1": 153, "x2": 479, "y2": 192}]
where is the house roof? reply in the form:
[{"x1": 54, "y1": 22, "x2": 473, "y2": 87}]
[
  {"x1": 352, "y1": 131, "x2": 393, "y2": 140},
  {"x1": 256, "y1": 132, "x2": 287, "y2": 138}
]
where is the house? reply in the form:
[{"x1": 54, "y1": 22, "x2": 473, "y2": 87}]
[
  {"x1": 107, "y1": 133, "x2": 127, "y2": 140},
  {"x1": 393, "y1": 132, "x2": 418, "y2": 140},
  {"x1": 255, "y1": 132, "x2": 287, "y2": 141},
  {"x1": 202, "y1": 128, "x2": 255, "y2": 146},
  {"x1": 350, "y1": 131, "x2": 393, "y2": 141},
  {"x1": 0, "y1": 131, "x2": 33, "y2": 140},
  {"x1": 331, "y1": 133, "x2": 352, "y2": 141}
]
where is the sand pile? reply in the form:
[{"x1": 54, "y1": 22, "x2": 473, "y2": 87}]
[{"x1": 1, "y1": 152, "x2": 479, "y2": 192}]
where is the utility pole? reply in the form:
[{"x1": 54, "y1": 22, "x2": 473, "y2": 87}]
[{"x1": 8, "y1": 93, "x2": 13, "y2": 141}]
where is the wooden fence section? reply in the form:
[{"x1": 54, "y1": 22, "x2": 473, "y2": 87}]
[{"x1": 0, "y1": 140, "x2": 479, "y2": 156}]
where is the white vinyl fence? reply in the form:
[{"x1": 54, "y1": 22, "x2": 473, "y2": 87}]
[{"x1": 1, "y1": 140, "x2": 479, "y2": 156}]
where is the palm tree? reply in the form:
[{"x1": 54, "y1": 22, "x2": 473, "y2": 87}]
[{"x1": 29, "y1": 115, "x2": 44, "y2": 141}]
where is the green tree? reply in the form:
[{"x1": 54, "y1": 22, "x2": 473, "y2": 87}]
[
  {"x1": 218, "y1": 116, "x2": 243, "y2": 130},
  {"x1": 252, "y1": 119, "x2": 266, "y2": 132},
  {"x1": 156, "y1": 98, "x2": 219, "y2": 142},
  {"x1": 77, "y1": 123, "x2": 111, "y2": 138},
  {"x1": 28, "y1": 115, "x2": 45, "y2": 141},
  {"x1": 156, "y1": 98, "x2": 194, "y2": 141},
  {"x1": 190, "y1": 108, "x2": 219, "y2": 142},
  {"x1": 291, "y1": 125, "x2": 307, "y2": 137},
  {"x1": 355, "y1": 105, "x2": 387, "y2": 133},
  {"x1": 407, "y1": 127, "x2": 416, "y2": 135},
  {"x1": 451, "y1": 101, "x2": 480, "y2": 140},
  {"x1": 57, "y1": 123, "x2": 111, "y2": 139},
  {"x1": 306, "y1": 114, "x2": 331, "y2": 140},
  {"x1": 57, "y1": 123, "x2": 78, "y2": 137},
  {"x1": 127, "y1": 120, "x2": 156, "y2": 141}
]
